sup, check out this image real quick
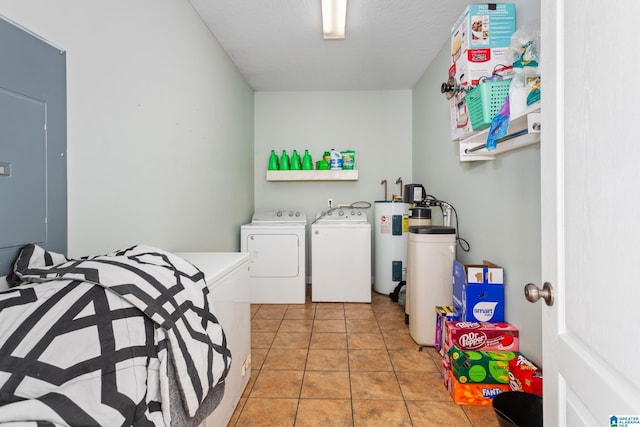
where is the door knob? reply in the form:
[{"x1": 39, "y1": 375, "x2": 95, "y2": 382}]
[{"x1": 524, "y1": 282, "x2": 555, "y2": 306}]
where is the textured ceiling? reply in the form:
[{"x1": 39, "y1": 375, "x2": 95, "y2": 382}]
[{"x1": 189, "y1": 0, "x2": 473, "y2": 91}]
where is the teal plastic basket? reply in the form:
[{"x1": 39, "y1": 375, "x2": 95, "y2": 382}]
[{"x1": 466, "y1": 80, "x2": 511, "y2": 131}]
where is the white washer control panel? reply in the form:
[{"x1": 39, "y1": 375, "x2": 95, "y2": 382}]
[{"x1": 315, "y1": 209, "x2": 368, "y2": 223}]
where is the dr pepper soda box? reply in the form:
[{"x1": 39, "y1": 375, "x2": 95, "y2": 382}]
[{"x1": 444, "y1": 321, "x2": 518, "y2": 352}]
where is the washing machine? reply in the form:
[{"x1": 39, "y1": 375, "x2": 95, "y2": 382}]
[
  {"x1": 240, "y1": 210, "x2": 306, "y2": 304},
  {"x1": 311, "y1": 208, "x2": 371, "y2": 303}
]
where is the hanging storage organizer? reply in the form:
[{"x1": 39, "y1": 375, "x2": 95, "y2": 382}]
[{"x1": 466, "y1": 80, "x2": 511, "y2": 131}]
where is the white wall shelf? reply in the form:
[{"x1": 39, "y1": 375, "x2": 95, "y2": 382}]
[
  {"x1": 266, "y1": 170, "x2": 358, "y2": 181},
  {"x1": 459, "y1": 103, "x2": 541, "y2": 162}
]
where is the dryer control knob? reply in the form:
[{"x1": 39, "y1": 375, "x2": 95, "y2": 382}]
[
  {"x1": 276, "y1": 210, "x2": 283, "y2": 217},
  {"x1": 338, "y1": 210, "x2": 345, "y2": 216},
  {"x1": 288, "y1": 211, "x2": 294, "y2": 216}
]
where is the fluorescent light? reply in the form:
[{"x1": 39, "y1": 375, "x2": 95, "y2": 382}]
[{"x1": 321, "y1": 0, "x2": 347, "y2": 39}]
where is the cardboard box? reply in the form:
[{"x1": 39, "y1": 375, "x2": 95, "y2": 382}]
[
  {"x1": 465, "y1": 261, "x2": 504, "y2": 284},
  {"x1": 447, "y1": 369, "x2": 511, "y2": 406},
  {"x1": 509, "y1": 354, "x2": 543, "y2": 396},
  {"x1": 451, "y1": 3, "x2": 517, "y2": 54},
  {"x1": 452, "y1": 260, "x2": 505, "y2": 322},
  {"x1": 450, "y1": 3, "x2": 516, "y2": 86},
  {"x1": 450, "y1": 45, "x2": 514, "y2": 89},
  {"x1": 444, "y1": 320, "x2": 519, "y2": 352},
  {"x1": 442, "y1": 358, "x2": 452, "y2": 389},
  {"x1": 435, "y1": 305, "x2": 456, "y2": 355},
  {"x1": 448, "y1": 345, "x2": 517, "y2": 384},
  {"x1": 448, "y1": 74, "x2": 475, "y2": 141}
]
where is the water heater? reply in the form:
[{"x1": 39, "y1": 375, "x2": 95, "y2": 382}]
[{"x1": 373, "y1": 200, "x2": 410, "y2": 295}]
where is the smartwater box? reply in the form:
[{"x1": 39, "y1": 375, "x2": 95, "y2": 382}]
[{"x1": 452, "y1": 260, "x2": 505, "y2": 322}]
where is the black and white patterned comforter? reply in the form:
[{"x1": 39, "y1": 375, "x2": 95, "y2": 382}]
[{"x1": 0, "y1": 244, "x2": 231, "y2": 426}]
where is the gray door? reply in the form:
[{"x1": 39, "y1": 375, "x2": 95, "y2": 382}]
[{"x1": 0, "y1": 18, "x2": 67, "y2": 276}]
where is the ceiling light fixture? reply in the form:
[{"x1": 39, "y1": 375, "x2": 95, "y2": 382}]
[{"x1": 321, "y1": 0, "x2": 347, "y2": 40}]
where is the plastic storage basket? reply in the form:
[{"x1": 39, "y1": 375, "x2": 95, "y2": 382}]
[{"x1": 466, "y1": 80, "x2": 511, "y2": 131}]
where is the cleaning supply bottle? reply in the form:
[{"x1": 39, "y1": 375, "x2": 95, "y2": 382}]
[
  {"x1": 290, "y1": 149, "x2": 301, "y2": 170},
  {"x1": 280, "y1": 150, "x2": 290, "y2": 170},
  {"x1": 268, "y1": 150, "x2": 279, "y2": 170},
  {"x1": 302, "y1": 149, "x2": 313, "y2": 170},
  {"x1": 329, "y1": 148, "x2": 343, "y2": 170}
]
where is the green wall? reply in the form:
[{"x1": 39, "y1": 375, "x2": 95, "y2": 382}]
[{"x1": 0, "y1": 0, "x2": 255, "y2": 256}]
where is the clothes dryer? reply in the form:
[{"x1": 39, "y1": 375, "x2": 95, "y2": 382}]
[{"x1": 240, "y1": 210, "x2": 306, "y2": 304}]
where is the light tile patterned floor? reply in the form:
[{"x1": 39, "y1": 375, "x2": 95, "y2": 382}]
[{"x1": 228, "y1": 291, "x2": 500, "y2": 427}]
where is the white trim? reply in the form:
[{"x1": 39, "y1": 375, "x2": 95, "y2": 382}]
[{"x1": 0, "y1": 14, "x2": 66, "y2": 53}]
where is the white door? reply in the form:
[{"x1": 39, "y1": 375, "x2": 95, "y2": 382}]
[{"x1": 540, "y1": 1, "x2": 640, "y2": 425}]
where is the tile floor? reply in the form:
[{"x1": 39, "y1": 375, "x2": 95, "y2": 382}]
[{"x1": 228, "y1": 291, "x2": 500, "y2": 427}]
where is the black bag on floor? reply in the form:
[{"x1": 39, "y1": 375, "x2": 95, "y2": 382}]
[{"x1": 389, "y1": 281, "x2": 406, "y2": 303}]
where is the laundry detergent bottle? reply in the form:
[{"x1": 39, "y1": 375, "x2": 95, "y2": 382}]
[
  {"x1": 280, "y1": 150, "x2": 290, "y2": 170},
  {"x1": 302, "y1": 149, "x2": 313, "y2": 170},
  {"x1": 290, "y1": 149, "x2": 301, "y2": 170},
  {"x1": 268, "y1": 150, "x2": 279, "y2": 170},
  {"x1": 329, "y1": 148, "x2": 343, "y2": 170}
]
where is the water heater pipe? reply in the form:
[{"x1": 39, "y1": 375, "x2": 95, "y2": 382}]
[{"x1": 395, "y1": 177, "x2": 403, "y2": 198}]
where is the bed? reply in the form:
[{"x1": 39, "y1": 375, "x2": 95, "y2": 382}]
[{"x1": 0, "y1": 245, "x2": 251, "y2": 427}]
